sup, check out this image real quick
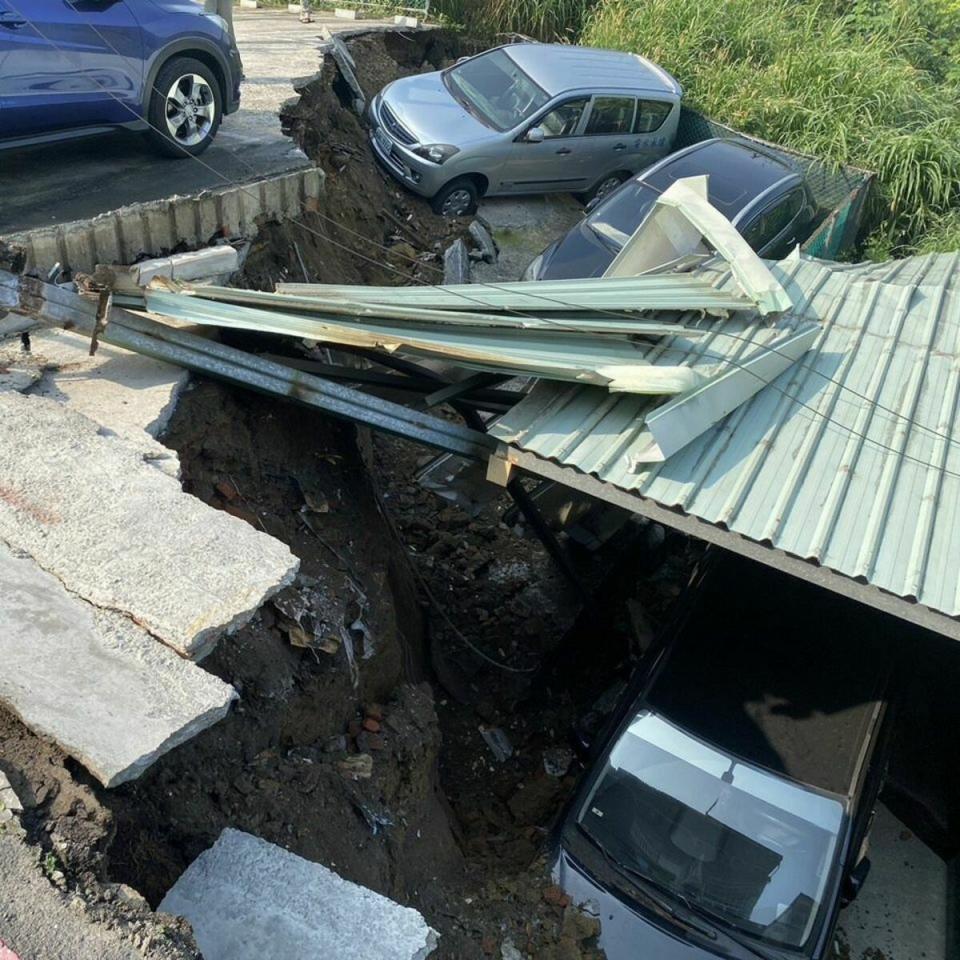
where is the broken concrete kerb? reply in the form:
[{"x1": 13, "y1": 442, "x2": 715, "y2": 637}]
[
  {"x1": 160, "y1": 829, "x2": 439, "y2": 959},
  {"x1": 0, "y1": 392, "x2": 299, "y2": 659}
]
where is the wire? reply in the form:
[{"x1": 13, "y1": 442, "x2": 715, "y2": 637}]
[
  {"x1": 51, "y1": 0, "x2": 960, "y2": 448},
  {"x1": 11, "y1": 0, "x2": 960, "y2": 481}
]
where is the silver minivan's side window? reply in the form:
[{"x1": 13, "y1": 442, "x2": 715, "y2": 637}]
[
  {"x1": 538, "y1": 98, "x2": 590, "y2": 139},
  {"x1": 584, "y1": 96, "x2": 636, "y2": 136},
  {"x1": 634, "y1": 100, "x2": 673, "y2": 133}
]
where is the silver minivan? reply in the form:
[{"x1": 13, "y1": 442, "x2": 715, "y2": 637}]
[{"x1": 369, "y1": 43, "x2": 682, "y2": 217}]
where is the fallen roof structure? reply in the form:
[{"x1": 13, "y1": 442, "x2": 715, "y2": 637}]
[
  {"x1": 6, "y1": 187, "x2": 960, "y2": 646},
  {"x1": 491, "y1": 251, "x2": 960, "y2": 639}
]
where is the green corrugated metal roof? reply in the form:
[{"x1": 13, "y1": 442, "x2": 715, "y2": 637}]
[{"x1": 491, "y1": 251, "x2": 960, "y2": 622}]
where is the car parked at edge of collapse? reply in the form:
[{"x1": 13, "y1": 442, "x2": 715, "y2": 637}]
[
  {"x1": 368, "y1": 42, "x2": 682, "y2": 217},
  {"x1": 523, "y1": 137, "x2": 819, "y2": 280},
  {"x1": 0, "y1": 0, "x2": 242, "y2": 157},
  {"x1": 553, "y1": 551, "x2": 907, "y2": 960}
]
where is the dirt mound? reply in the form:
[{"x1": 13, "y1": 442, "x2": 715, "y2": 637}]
[{"x1": 266, "y1": 28, "x2": 475, "y2": 290}]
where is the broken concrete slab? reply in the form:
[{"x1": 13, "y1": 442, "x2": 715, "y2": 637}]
[
  {"x1": 322, "y1": 30, "x2": 366, "y2": 113},
  {"x1": 0, "y1": 328, "x2": 187, "y2": 477},
  {"x1": 159, "y1": 829, "x2": 438, "y2": 960},
  {"x1": 0, "y1": 392, "x2": 299, "y2": 659},
  {"x1": 468, "y1": 220, "x2": 498, "y2": 264},
  {"x1": 0, "y1": 360, "x2": 39, "y2": 395},
  {"x1": 443, "y1": 238, "x2": 470, "y2": 285},
  {"x1": 0, "y1": 543, "x2": 236, "y2": 787},
  {"x1": 0, "y1": 770, "x2": 23, "y2": 823},
  {"x1": 110, "y1": 244, "x2": 242, "y2": 290}
]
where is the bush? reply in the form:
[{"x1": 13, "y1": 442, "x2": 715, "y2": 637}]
[{"x1": 581, "y1": 0, "x2": 960, "y2": 254}]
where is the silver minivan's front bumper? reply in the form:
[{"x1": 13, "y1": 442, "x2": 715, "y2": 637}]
[{"x1": 368, "y1": 96, "x2": 448, "y2": 198}]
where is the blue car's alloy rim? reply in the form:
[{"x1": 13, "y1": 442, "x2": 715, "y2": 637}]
[{"x1": 164, "y1": 74, "x2": 216, "y2": 147}]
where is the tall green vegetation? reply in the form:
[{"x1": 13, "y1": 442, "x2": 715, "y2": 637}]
[
  {"x1": 581, "y1": 0, "x2": 960, "y2": 254},
  {"x1": 432, "y1": 0, "x2": 594, "y2": 41}
]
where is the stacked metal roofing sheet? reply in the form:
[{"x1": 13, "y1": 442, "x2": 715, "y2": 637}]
[
  {"x1": 143, "y1": 255, "x2": 803, "y2": 402},
  {"x1": 491, "y1": 251, "x2": 960, "y2": 619}
]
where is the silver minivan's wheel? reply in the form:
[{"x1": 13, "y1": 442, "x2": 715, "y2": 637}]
[
  {"x1": 147, "y1": 57, "x2": 222, "y2": 158},
  {"x1": 578, "y1": 171, "x2": 629, "y2": 206},
  {"x1": 594, "y1": 175, "x2": 625, "y2": 200},
  {"x1": 431, "y1": 177, "x2": 479, "y2": 218}
]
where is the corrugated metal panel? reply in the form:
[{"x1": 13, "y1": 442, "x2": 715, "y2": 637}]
[
  {"x1": 491, "y1": 252, "x2": 960, "y2": 618},
  {"x1": 145, "y1": 274, "x2": 805, "y2": 397},
  {"x1": 273, "y1": 274, "x2": 754, "y2": 315}
]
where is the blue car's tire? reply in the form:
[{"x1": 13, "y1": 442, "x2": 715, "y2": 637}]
[{"x1": 146, "y1": 57, "x2": 223, "y2": 159}]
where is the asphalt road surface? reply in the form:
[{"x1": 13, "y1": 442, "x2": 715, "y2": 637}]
[{"x1": 0, "y1": 9, "x2": 385, "y2": 235}]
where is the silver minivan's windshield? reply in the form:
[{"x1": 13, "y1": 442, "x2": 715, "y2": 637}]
[
  {"x1": 445, "y1": 49, "x2": 549, "y2": 131},
  {"x1": 577, "y1": 711, "x2": 844, "y2": 949}
]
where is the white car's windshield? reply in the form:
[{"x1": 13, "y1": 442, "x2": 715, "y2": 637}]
[
  {"x1": 577, "y1": 711, "x2": 844, "y2": 949},
  {"x1": 445, "y1": 49, "x2": 549, "y2": 132}
]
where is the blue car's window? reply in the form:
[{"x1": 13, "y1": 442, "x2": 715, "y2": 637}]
[
  {"x1": 444, "y1": 50, "x2": 549, "y2": 132},
  {"x1": 577, "y1": 711, "x2": 844, "y2": 949}
]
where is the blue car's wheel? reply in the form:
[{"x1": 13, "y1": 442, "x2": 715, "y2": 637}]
[{"x1": 147, "y1": 57, "x2": 223, "y2": 158}]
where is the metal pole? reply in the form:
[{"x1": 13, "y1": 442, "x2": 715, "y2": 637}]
[{"x1": 507, "y1": 477, "x2": 588, "y2": 600}]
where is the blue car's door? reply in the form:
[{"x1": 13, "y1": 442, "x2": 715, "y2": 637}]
[{"x1": 0, "y1": 0, "x2": 143, "y2": 140}]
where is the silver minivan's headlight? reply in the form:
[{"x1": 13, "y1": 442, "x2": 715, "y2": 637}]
[{"x1": 413, "y1": 144, "x2": 460, "y2": 164}]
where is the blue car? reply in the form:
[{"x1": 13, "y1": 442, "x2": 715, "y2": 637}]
[{"x1": 0, "y1": 0, "x2": 242, "y2": 157}]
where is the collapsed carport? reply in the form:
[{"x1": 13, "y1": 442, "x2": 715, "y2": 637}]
[{"x1": 5, "y1": 176, "x2": 959, "y2": 958}]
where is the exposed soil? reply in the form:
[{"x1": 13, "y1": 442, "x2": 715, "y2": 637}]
[{"x1": 261, "y1": 27, "x2": 478, "y2": 291}]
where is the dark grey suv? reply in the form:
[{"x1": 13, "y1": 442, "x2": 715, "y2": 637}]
[{"x1": 525, "y1": 138, "x2": 818, "y2": 280}]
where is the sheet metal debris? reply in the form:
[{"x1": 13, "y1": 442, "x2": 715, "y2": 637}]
[
  {"x1": 605, "y1": 176, "x2": 795, "y2": 314},
  {"x1": 491, "y1": 252, "x2": 960, "y2": 629}
]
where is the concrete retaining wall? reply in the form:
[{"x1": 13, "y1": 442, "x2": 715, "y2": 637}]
[{"x1": 2, "y1": 167, "x2": 324, "y2": 278}]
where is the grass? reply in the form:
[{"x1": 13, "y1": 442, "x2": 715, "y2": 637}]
[
  {"x1": 581, "y1": 0, "x2": 960, "y2": 254},
  {"x1": 431, "y1": 0, "x2": 594, "y2": 41}
]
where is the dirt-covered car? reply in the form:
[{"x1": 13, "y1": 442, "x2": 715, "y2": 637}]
[
  {"x1": 554, "y1": 552, "x2": 908, "y2": 960},
  {"x1": 368, "y1": 42, "x2": 681, "y2": 217}
]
